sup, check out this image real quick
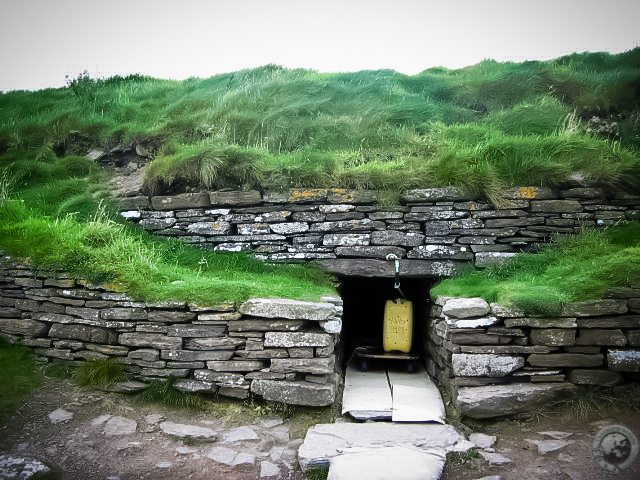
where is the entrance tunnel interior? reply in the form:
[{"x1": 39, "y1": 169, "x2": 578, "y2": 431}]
[{"x1": 337, "y1": 276, "x2": 435, "y2": 368}]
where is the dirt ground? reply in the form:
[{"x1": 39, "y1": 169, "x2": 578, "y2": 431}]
[
  {"x1": 0, "y1": 376, "x2": 334, "y2": 480},
  {"x1": 2, "y1": 375, "x2": 639, "y2": 480}
]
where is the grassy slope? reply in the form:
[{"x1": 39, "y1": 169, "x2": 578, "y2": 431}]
[{"x1": 1, "y1": 51, "x2": 639, "y2": 305}]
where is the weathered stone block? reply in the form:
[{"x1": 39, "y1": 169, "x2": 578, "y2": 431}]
[
  {"x1": 407, "y1": 245, "x2": 473, "y2": 260},
  {"x1": 146, "y1": 311, "x2": 196, "y2": 323},
  {"x1": 266, "y1": 222, "x2": 308, "y2": 236},
  {"x1": 186, "y1": 221, "x2": 232, "y2": 235},
  {"x1": 562, "y1": 299, "x2": 628, "y2": 317},
  {"x1": 238, "y1": 298, "x2": 340, "y2": 321},
  {"x1": 228, "y1": 319, "x2": 306, "y2": 332},
  {"x1": 210, "y1": 190, "x2": 262, "y2": 206},
  {"x1": 0, "y1": 318, "x2": 49, "y2": 336},
  {"x1": 530, "y1": 200, "x2": 583, "y2": 213},
  {"x1": 264, "y1": 332, "x2": 333, "y2": 348},
  {"x1": 128, "y1": 349, "x2": 160, "y2": 362},
  {"x1": 288, "y1": 347, "x2": 314, "y2": 358},
  {"x1": 401, "y1": 187, "x2": 476, "y2": 203},
  {"x1": 527, "y1": 353, "x2": 603, "y2": 367},
  {"x1": 166, "y1": 325, "x2": 226, "y2": 338},
  {"x1": 505, "y1": 317, "x2": 578, "y2": 328},
  {"x1": 607, "y1": 349, "x2": 640, "y2": 372},
  {"x1": 152, "y1": 193, "x2": 211, "y2": 210},
  {"x1": 567, "y1": 369, "x2": 623, "y2": 385},
  {"x1": 141, "y1": 368, "x2": 190, "y2": 378},
  {"x1": 161, "y1": 350, "x2": 234, "y2": 362},
  {"x1": 456, "y1": 383, "x2": 576, "y2": 419},
  {"x1": 370, "y1": 230, "x2": 425, "y2": 246},
  {"x1": 452, "y1": 353, "x2": 524, "y2": 377},
  {"x1": 576, "y1": 329, "x2": 627, "y2": 346},
  {"x1": 100, "y1": 308, "x2": 148, "y2": 321},
  {"x1": 193, "y1": 369, "x2": 247, "y2": 385},
  {"x1": 335, "y1": 246, "x2": 405, "y2": 259},
  {"x1": 207, "y1": 360, "x2": 267, "y2": 372},
  {"x1": 251, "y1": 379, "x2": 335, "y2": 406},
  {"x1": 322, "y1": 233, "x2": 370, "y2": 246},
  {"x1": 49, "y1": 324, "x2": 117, "y2": 344},
  {"x1": 139, "y1": 217, "x2": 177, "y2": 230},
  {"x1": 442, "y1": 298, "x2": 490, "y2": 319},
  {"x1": 270, "y1": 357, "x2": 335, "y2": 374},
  {"x1": 184, "y1": 337, "x2": 245, "y2": 350},
  {"x1": 218, "y1": 384, "x2": 251, "y2": 399},
  {"x1": 119, "y1": 333, "x2": 182, "y2": 349},
  {"x1": 328, "y1": 189, "x2": 378, "y2": 204},
  {"x1": 235, "y1": 348, "x2": 288, "y2": 359},
  {"x1": 530, "y1": 329, "x2": 576, "y2": 346},
  {"x1": 446, "y1": 316, "x2": 499, "y2": 329},
  {"x1": 577, "y1": 315, "x2": 640, "y2": 328}
]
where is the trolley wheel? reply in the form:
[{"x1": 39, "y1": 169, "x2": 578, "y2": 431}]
[
  {"x1": 407, "y1": 361, "x2": 415, "y2": 373},
  {"x1": 361, "y1": 360, "x2": 368, "y2": 372}
]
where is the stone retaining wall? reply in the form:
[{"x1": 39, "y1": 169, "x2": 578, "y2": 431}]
[
  {"x1": 426, "y1": 294, "x2": 640, "y2": 418},
  {"x1": 119, "y1": 186, "x2": 640, "y2": 278},
  {"x1": 0, "y1": 256, "x2": 342, "y2": 407}
]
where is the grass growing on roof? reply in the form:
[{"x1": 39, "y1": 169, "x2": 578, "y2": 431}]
[{"x1": 431, "y1": 222, "x2": 640, "y2": 315}]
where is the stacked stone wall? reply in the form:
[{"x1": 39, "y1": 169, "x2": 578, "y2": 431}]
[
  {"x1": 119, "y1": 186, "x2": 640, "y2": 278},
  {"x1": 426, "y1": 294, "x2": 640, "y2": 418},
  {"x1": 0, "y1": 256, "x2": 342, "y2": 407}
]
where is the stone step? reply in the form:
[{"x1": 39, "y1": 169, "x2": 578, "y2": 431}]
[{"x1": 298, "y1": 423, "x2": 473, "y2": 476}]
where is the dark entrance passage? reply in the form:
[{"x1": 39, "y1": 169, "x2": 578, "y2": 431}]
[{"x1": 337, "y1": 276, "x2": 434, "y2": 368}]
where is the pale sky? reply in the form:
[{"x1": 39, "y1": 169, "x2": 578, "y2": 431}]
[{"x1": 1, "y1": 0, "x2": 639, "y2": 91}]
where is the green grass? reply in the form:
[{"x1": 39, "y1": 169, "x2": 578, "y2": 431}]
[
  {"x1": 0, "y1": 198, "x2": 336, "y2": 304},
  {"x1": 0, "y1": 338, "x2": 42, "y2": 422},
  {"x1": 74, "y1": 358, "x2": 128, "y2": 386},
  {"x1": 136, "y1": 377, "x2": 207, "y2": 410},
  {"x1": 432, "y1": 222, "x2": 640, "y2": 314},
  {"x1": 1, "y1": 51, "x2": 639, "y2": 304}
]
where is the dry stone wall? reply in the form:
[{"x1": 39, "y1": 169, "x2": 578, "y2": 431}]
[
  {"x1": 426, "y1": 294, "x2": 640, "y2": 418},
  {"x1": 0, "y1": 255, "x2": 342, "y2": 407},
  {"x1": 119, "y1": 186, "x2": 640, "y2": 278}
]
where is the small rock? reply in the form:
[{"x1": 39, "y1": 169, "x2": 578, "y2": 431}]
[
  {"x1": 260, "y1": 460, "x2": 280, "y2": 478},
  {"x1": 469, "y1": 433, "x2": 497, "y2": 449},
  {"x1": 538, "y1": 431, "x2": 573, "y2": 439},
  {"x1": 479, "y1": 451, "x2": 512, "y2": 465},
  {"x1": 160, "y1": 422, "x2": 217, "y2": 441},
  {"x1": 223, "y1": 426, "x2": 259, "y2": 443},
  {"x1": 48, "y1": 408, "x2": 73, "y2": 424},
  {"x1": 536, "y1": 439, "x2": 573, "y2": 455},
  {"x1": 176, "y1": 446, "x2": 199, "y2": 455},
  {"x1": 156, "y1": 462, "x2": 172, "y2": 468}
]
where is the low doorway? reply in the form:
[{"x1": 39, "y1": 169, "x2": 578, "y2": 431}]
[{"x1": 337, "y1": 276, "x2": 434, "y2": 368}]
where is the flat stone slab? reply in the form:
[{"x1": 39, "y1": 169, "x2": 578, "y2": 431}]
[
  {"x1": 159, "y1": 421, "x2": 217, "y2": 441},
  {"x1": 456, "y1": 383, "x2": 577, "y2": 419},
  {"x1": 104, "y1": 416, "x2": 137, "y2": 436},
  {"x1": 298, "y1": 423, "x2": 472, "y2": 471},
  {"x1": 341, "y1": 365, "x2": 392, "y2": 420},
  {"x1": 327, "y1": 446, "x2": 445, "y2": 480},
  {"x1": 48, "y1": 408, "x2": 73, "y2": 424}
]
